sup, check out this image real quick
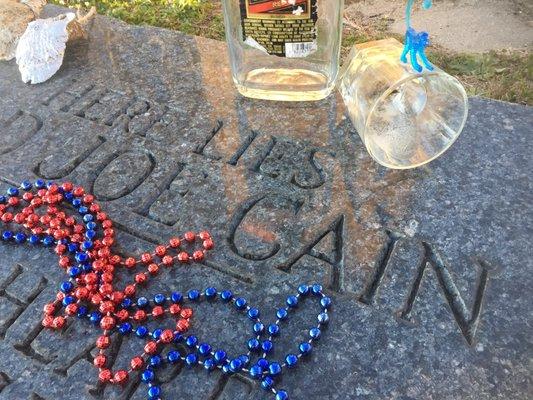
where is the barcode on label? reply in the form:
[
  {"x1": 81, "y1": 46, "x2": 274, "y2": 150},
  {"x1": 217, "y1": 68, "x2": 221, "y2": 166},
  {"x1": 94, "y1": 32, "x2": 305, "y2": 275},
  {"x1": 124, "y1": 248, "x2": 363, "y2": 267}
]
[{"x1": 285, "y1": 42, "x2": 317, "y2": 58}]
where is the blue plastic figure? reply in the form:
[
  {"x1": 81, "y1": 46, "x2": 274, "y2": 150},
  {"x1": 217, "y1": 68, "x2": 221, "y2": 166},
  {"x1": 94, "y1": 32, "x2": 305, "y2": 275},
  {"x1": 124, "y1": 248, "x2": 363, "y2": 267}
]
[{"x1": 401, "y1": 0, "x2": 434, "y2": 72}]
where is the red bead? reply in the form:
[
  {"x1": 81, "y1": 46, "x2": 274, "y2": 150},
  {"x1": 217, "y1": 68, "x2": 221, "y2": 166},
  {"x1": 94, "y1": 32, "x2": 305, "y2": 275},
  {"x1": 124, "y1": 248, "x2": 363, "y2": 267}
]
[
  {"x1": 73, "y1": 186, "x2": 84, "y2": 197},
  {"x1": 43, "y1": 303, "x2": 55, "y2": 315},
  {"x1": 192, "y1": 250, "x2": 204, "y2": 262},
  {"x1": 110, "y1": 291, "x2": 124, "y2": 304},
  {"x1": 124, "y1": 285, "x2": 136, "y2": 296},
  {"x1": 140, "y1": 253, "x2": 152, "y2": 264},
  {"x1": 96, "y1": 335, "x2": 111, "y2": 349},
  {"x1": 100, "y1": 316, "x2": 116, "y2": 330},
  {"x1": 203, "y1": 238, "x2": 214, "y2": 250},
  {"x1": 52, "y1": 316, "x2": 65, "y2": 329},
  {"x1": 93, "y1": 354, "x2": 107, "y2": 368},
  {"x1": 8, "y1": 197, "x2": 19, "y2": 206},
  {"x1": 98, "y1": 369, "x2": 112, "y2": 383},
  {"x1": 169, "y1": 237, "x2": 181, "y2": 248},
  {"x1": 155, "y1": 245, "x2": 166, "y2": 256},
  {"x1": 99, "y1": 283, "x2": 113, "y2": 295},
  {"x1": 180, "y1": 308, "x2": 193, "y2": 319},
  {"x1": 199, "y1": 231, "x2": 211, "y2": 240},
  {"x1": 99, "y1": 301, "x2": 115, "y2": 314},
  {"x1": 177, "y1": 252, "x2": 190, "y2": 263},
  {"x1": 148, "y1": 263, "x2": 159, "y2": 275},
  {"x1": 62, "y1": 182, "x2": 73, "y2": 192},
  {"x1": 162, "y1": 255, "x2": 174, "y2": 266},
  {"x1": 42, "y1": 316, "x2": 53, "y2": 327},
  {"x1": 151, "y1": 306, "x2": 164, "y2": 317},
  {"x1": 130, "y1": 356, "x2": 144, "y2": 370},
  {"x1": 65, "y1": 304, "x2": 78, "y2": 315},
  {"x1": 144, "y1": 341, "x2": 157, "y2": 354},
  {"x1": 124, "y1": 257, "x2": 136, "y2": 268},
  {"x1": 115, "y1": 309, "x2": 129, "y2": 321},
  {"x1": 113, "y1": 370, "x2": 128, "y2": 385},
  {"x1": 133, "y1": 310, "x2": 147, "y2": 322},
  {"x1": 176, "y1": 319, "x2": 190, "y2": 332},
  {"x1": 169, "y1": 304, "x2": 181, "y2": 315},
  {"x1": 184, "y1": 231, "x2": 196, "y2": 242},
  {"x1": 160, "y1": 329, "x2": 174, "y2": 343},
  {"x1": 135, "y1": 273, "x2": 147, "y2": 284}
]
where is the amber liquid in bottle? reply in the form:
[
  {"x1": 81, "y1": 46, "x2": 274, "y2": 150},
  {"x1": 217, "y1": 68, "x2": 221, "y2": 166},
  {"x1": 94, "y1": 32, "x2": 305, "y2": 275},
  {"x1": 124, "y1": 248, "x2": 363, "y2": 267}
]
[{"x1": 221, "y1": 0, "x2": 344, "y2": 101}]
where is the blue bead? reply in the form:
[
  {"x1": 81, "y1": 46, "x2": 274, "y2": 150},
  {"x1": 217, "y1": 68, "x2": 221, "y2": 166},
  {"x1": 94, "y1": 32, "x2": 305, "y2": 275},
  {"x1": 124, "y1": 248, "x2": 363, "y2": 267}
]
[
  {"x1": 185, "y1": 353, "x2": 198, "y2": 366},
  {"x1": 75, "y1": 252, "x2": 88, "y2": 263},
  {"x1": 239, "y1": 354, "x2": 250, "y2": 366},
  {"x1": 136, "y1": 326, "x2": 148, "y2": 338},
  {"x1": 187, "y1": 289, "x2": 200, "y2": 301},
  {"x1": 1, "y1": 231, "x2": 12, "y2": 241},
  {"x1": 268, "y1": 362, "x2": 282, "y2": 376},
  {"x1": 76, "y1": 306, "x2": 87, "y2": 318},
  {"x1": 222, "y1": 363, "x2": 231, "y2": 374},
  {"x1": 64, "y1": 192, "x2": 74, "y2": 201},
  {"x1": 286, "y1": 295, "x2": 298, "y2": 308},
  {"x1": 62, "y1": 296, "x2": 75, "y2": 306},
  {"x1": 81, "y1": 241, "x2": 93, "y2": 251},
  {"x1": 148, "y1": 385, "x2": 161, "y2": 399},
  {"x1": 229, "y1": 358, "x2": 242, "y2": 372},
  {"x1": 247, "y1": 308, "x2": 260, "y2": 320},
  {"x1": 204, "y1": 287, "x2": 217, "y2": 298},
  {"x1": 203, "y1": 358, "x2": 215, "y2": 371},
  {"x1": 28, "y1": 234, "x2": 39, "y2": 245},
  {"x1": 312, "y1": 284, "x2": 323, "y2": 295},
  {"x1": 268, "y1": 324, "x2": 280, "y2": 336},
  {"x1": 261, "y1": 376, "x2": 274, "y2": 390},
  {"x1": 153, "y1": 294, "x2": 166, "y2": 305},
  {"x1": 149, "y1": 355, "x2": 162, "y2": 367},
  {"x1": 173, "y1": 333, "x2": 184, "y2": 343},
  {"x1": 248, "y1": 338, "x2": 260, "y2": 351},
  {"x1": 42, "y1": 236, "x2": 54, "y2": 246},
  {"x1": 67, "y1": 243, "x2": 78, "y2": 252},
  {"x1": 299, "y1": 342, "x2": 312, "y2": 355},
  {"x1": 261, "y1": 340, "x2": 273, "y2": 353},
  {"x1": 141, "y1": 369, "x2": 154, "y2": 382},
  {"x1": 60, "y1": 281, "x2": 73, "y2": 293},
  {"x1": 185, "y1": 335, "x2": 198, "y2": 348},
  {"x1": 20, "y1": 181, "x2": 32, "y2": 191},
  {"x1": 285, "y1": 354, "x2": 298, "y2": 367},
  {"x1": 276, "y1": 308, "x2": 288, "y2": 320},
  {"x1": 253, "y1": 322, "x2": 264, "y2": 334},
  {"x1": 0, "y1": 196, "x2": 5, "y2": 204},
  {"x1": 85, "y1": 229, "x2": 96, "y2": 239},
  {"x1": 78, "y1": 206, "x2": 88, "y2": 215},
  {"x1": 257, "y1": 358, "x2": 269, "y2": 369},
  {"x1": 152, "y1": 329, "x2": 162, "y2": 340},
  {"x1": 309, "y1": 327, "x2": 321, "y2": 339},
  {"x1": 167, "y1": 350, "x2": 181, "y2": 363},
  {"x1": 7, "y1": 187, "x2": 19, "y2": 197},
  {"x1": 137, "y1": 297, "x2": 149, "y2": 308},
  {"x1": 86, "y1": 221, "x2": 97, "y2": 230},
  {"x1": 198, "y1": 343, "x2": 211, "y2": 356},
  {"x1": 214, "y1": 350, "x2": 226, "y2": 364},
  {"x1": 220, "y1": 290, "x2": 232, "y2": 301},
  {"x1": 118, "y1": 323, "x2": 132, "y2": 335},
  {"x1": 121, "y1": 298, "x2": 132, "y2": 308},
  {"x1": 34, "y1": 179, "x2": 45, "y2": 189},
  {"x1": 81, "y1": 264, "x2": 92, "y2": 272},
  {"x1": 234, "y1": 297, "x2": 247, "y2": 310},
  {"x1": 320, "y1": 296, "x2": 332, "y2": 309},
  {"x1": 318, "y1": 312, "x2": 329, "y2": 324},
  {"x1": 68, "y1": 267, "x2": 80, "y2": 278},
  {"x1": 171, "y1": 292, "x2": 183, "y2": 303},
  {"x1": 276, "y1": 390, "x2": 289, "y2": 400},
  {"x1": 298, "y1": 284, "x2": 310, "y2": 295},
  {"x1": 82, "y1": 214, "x2": 93, "y2": 223},
  {"x1": 249, "y1": 365, "x2": 263, "y2": 379},
  {"x1": 72, "y1": 199, "x2": 81, "y2": 208},
  {"x1": 89, "y1": 312, "x2": 101, "y2": 324},
  {"x1": 14, "y1": 233, "x2": 26, "y2": 243}
]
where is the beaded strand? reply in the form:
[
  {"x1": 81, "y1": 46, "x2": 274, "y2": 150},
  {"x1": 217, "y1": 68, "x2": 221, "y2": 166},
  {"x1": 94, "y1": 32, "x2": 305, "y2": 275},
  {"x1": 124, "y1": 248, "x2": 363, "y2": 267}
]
[{"x1": 0, "y1": 180, "x2": 332, "y2": 400}]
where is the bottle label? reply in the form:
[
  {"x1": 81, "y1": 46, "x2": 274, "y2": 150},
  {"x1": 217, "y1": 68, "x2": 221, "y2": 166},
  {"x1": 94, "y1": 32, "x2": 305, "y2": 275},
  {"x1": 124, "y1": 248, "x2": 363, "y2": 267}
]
[{"x1": 240, "y1": 0, "x2": 318, "y2": 58}]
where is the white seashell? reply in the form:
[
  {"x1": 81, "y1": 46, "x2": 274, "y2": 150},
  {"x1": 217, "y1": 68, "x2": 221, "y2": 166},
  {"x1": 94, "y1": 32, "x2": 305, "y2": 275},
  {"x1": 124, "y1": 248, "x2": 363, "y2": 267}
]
[
  {"x1": 0, "y1": 0, "x2": 46, "y2": 61},
  {"x1": 15, "y1": 12, "x2": 74, "y2": 84}
]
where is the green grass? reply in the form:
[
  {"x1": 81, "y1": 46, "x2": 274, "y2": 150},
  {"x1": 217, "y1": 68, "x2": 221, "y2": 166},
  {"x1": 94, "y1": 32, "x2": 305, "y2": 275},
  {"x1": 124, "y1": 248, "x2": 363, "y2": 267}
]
[{"x1": 53, "y1": 1, "x2": 532, "y2": 105}]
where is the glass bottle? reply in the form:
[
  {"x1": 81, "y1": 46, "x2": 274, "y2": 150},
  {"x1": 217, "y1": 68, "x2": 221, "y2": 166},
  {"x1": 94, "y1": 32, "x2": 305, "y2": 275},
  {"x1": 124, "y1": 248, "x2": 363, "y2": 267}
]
[{"x1": 221, "y1": 0, "x2": 344, "y2": 101}]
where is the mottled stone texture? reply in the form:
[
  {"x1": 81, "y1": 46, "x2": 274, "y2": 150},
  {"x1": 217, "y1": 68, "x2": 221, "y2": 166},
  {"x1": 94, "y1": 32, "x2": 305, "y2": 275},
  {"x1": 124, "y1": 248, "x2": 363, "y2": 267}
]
[{"x1": 0, "y1": 5, "x2": 531, "y2": 400}]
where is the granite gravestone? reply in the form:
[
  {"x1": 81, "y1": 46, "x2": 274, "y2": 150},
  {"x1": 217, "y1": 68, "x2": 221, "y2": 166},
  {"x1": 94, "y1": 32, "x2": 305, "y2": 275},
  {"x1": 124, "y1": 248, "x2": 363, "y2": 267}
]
[{"x1": 0, "y1": 6, "x2": 531, "y2": 400}]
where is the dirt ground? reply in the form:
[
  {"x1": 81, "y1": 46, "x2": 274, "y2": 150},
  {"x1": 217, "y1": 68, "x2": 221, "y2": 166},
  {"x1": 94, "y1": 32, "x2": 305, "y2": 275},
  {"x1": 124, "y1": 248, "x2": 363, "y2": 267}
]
[{"x1": 345, "y1": 0, "x2": 533, "y2": 53}]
